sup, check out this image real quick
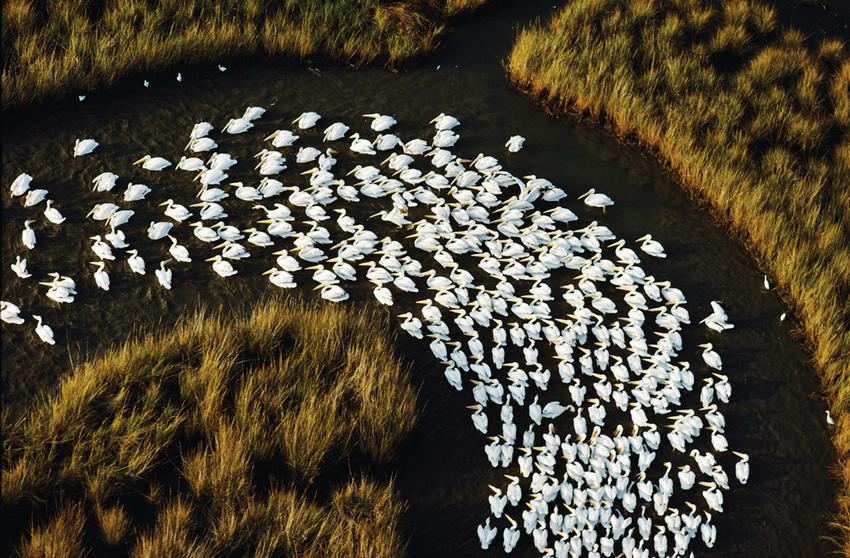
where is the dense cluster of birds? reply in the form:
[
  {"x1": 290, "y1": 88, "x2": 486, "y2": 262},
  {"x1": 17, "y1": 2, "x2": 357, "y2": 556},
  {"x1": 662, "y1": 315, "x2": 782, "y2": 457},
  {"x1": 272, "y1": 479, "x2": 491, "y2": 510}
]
[{"x1": 3, "y1": 105, "x2": 751, "y2": 557}]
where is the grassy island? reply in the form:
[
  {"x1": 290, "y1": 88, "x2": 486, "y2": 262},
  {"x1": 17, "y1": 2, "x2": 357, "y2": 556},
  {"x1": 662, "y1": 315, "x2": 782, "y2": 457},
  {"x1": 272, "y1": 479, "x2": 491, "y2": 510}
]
[
  {"x1": 1, "y1": 298, "x2": 417, "y2": 557},
  {"x1": 507, "y1": 0, "x2": 850, "y2": 549},
  {"x1": 1, "y1": 0, "x2": 488, "y2": 107}
]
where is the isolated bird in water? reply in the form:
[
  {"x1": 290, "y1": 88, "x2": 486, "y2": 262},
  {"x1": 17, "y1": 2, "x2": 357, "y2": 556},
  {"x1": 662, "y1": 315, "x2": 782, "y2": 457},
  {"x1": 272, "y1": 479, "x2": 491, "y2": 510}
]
[
  {"x1": 73, "y1": 138, "x2": 98, "y2": 157},
  {"x1": 505, "y1": 135, "x2": 525, "y2": 152}
]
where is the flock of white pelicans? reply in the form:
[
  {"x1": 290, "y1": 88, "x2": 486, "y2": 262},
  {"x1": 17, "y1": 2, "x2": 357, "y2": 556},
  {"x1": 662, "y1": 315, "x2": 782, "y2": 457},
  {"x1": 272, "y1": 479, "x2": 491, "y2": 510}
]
[{"x1": 3, "y1": 106, "x2": 749, "y2": 557}]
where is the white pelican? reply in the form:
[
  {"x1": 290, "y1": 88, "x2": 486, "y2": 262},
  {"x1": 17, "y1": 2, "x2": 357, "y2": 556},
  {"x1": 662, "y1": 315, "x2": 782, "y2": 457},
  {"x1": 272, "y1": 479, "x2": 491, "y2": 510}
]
[
  {"x1": 430, "y1": 112, "x2": 460, "y2": 130},
  {"x1": 123, "y1": 182, "x2": 151, "y2": 201},
  {"x1": 133, "y1": 155, "x2": 172, "y2": 171},
  {"x1": 11, "y1": 256, "x2": 31, "y2": 278},
  {"x1": 160, "y1": 199, "x2": 192, "y2": 222},
  {"x1": 242, "y1": 106, "x2": 266, "y2": 121},
  {"x1": 188, "y1": 121, "x2": 214, "y2": 141},
  {"x1": 505, "y1": 135, "x2": 525, "y2": 152},
  {"x1": 1, "y1": 301, "x2": 25, "y2": 324},
  {"x1": 323, "y1": 122, "x2": 350, "y2": 141},
  {"x1": 578, "y1": 187, "x2": 614, "y2": 210},
  {"x1": 317, "y1": 282, "x2": 348, "y2": 302},
  {"x1": 349, "y1": 133, "x2": 376, "y2": 155},
  {"x1": 207, "y1": 255, "x2": 238, "y2": 278},
  {"x1": 187, "y1": 137, "x2": 217, "y2": 152},
  {"x1": 147, "y1": 221, "x2": 173, "y2": 240},
  {"x1": 167, "y1": 235, "x2": 191, "y2": 262},
  {"x1": 296, "y1": 146, "x2": 321, "y2": 164},
  {"x1": 222, "y1": 117, "x2": 253, "y2": 134},
  {"x1": 90, "y1": 261, "x2": 110, "y2": 291},
  {"x1": 265, "y1": 129, "x2": 299, "y2": 147},
  {"x1": 10, "y1": 173, "x2": 32, "y2": 196},
  {"x1": 24, "y1": 188, "x2": 47, "y2": 207},
  {"x1": 698, "y1": 343, "x2": 723, "y2": 370},
  {"x1": 90, "y1": 235, "x2": 115, "y2": 260},
  {"x1": 292, "y1": 111, "x2": 321, "y2": 129},
  {"x1": 73, "y1": 138, "x2": 98, "y2": 157},
  {"x1": 176, "y1": 156, "x2": 206, "y2": 171},
  {"x1": 126, "y1": 249, "x2": 146, "y2": 274},
  {"x1": 155, "y1": 260, "x2": 173, "y2": 289},
  {"x1": 90, "y1": 171, "x2": 118, "y2": 192},
  {"x1": 363, "y1": 113, "x2": 397, "y2": 131},
  {"x1": 22, "y1": 220, "x2": 36, "y2": 249},
  {"x1": 636, "y1": 234, "x2": 667, "y2": 258},
  {"x1": 263, "y1": 268, "x2": 296, "y2": 288},
  {"x1": 33, "y1": 315, "x2": 55, "y2": 344}
]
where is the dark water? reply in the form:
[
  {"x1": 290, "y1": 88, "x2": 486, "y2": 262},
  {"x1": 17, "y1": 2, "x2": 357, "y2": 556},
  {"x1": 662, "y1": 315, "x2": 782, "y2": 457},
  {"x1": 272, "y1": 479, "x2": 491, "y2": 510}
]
[{"x1": 0, "y1": 1, "x2": 836, "y2": 556}]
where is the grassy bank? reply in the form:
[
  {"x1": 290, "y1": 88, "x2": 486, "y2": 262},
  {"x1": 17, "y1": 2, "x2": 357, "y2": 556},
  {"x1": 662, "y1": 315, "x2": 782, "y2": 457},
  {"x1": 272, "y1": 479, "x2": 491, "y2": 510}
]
[
  {"x1": 1, "y1": 298, "x2": 417, "y2": 557},
  {"x1": 1, "y1": 0, "x2": 488, "y2": 107},
  {"x1": 507, "y1": 0, "x2": 850, "y2": 548}
]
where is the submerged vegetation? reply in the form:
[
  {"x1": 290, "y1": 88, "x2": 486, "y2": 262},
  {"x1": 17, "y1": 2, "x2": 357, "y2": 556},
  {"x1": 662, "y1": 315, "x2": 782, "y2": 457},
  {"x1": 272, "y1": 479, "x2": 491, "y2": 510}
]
[
  {"x1": 1, "y1": 298, "x2": 416, "y2": 557},
  {"x1": 508, "y1": 0, "x2": 850, "y2": 548},
  {"x1": 0, "y1": 0, "x2": 489, "y2": 107}
]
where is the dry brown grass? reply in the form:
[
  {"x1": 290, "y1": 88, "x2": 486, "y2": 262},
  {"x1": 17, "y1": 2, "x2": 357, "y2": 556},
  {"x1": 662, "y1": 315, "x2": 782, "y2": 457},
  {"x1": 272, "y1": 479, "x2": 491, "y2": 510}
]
[
  {"x1": 2, "y1": 297, "x2": 416, "y2": 557},
  {"x1": 0, "y1": 0, "x2": 488, "y2": 107},
  {"x1": 508, "y1": 0, "x2": 850, "y2": 550}
]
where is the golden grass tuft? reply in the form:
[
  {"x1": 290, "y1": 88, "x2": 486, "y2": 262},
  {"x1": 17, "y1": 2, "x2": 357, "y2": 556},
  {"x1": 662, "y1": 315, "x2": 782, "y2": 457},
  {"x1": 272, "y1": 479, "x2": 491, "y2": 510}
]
[
  {"x1": 2, "y1": 297, "x2": 416, "y2": 557},
  {"x1": 507, "y1": 0, "x2": 850, "y2": 551}
]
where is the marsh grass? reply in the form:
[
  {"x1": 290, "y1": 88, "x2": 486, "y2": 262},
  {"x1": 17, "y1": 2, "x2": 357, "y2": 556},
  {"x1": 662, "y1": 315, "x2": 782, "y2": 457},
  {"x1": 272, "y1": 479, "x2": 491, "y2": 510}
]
[
  {"x1": 0, "y1": 0, "x2": 487, "y2": 107},
  {"x1": 2, "y1": 297, "x2": 415, "y2": 557},
  {"x1": 508, "y1": 0, "x2": 850, "y2": 549}
]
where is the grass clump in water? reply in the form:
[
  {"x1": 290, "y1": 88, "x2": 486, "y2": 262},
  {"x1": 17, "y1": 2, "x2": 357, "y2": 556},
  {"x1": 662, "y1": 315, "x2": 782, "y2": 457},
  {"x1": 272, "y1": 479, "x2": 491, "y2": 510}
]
[
  {"x1": 1, "y1": 297, "x2": 416, "y2": 557},
  {"x1": 507, "y1": 0, "x2": 850, "y2": 549},
  {"x1": 1, "y1": 0, "x2": 488, "y2": 107}
]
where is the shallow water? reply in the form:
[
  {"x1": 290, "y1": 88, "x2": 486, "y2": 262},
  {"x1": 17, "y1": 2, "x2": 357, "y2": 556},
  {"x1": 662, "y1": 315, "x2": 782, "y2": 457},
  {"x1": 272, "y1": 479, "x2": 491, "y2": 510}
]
[{"x1": 0, "y1": 1, "x2": 836, "y2": 556}]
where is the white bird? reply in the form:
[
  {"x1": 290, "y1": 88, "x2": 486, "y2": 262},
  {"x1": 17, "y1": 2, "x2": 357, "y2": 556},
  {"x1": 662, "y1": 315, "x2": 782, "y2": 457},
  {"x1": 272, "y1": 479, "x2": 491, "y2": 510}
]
[
  {"x1": 133, "y1": 155, "x2": 172, "y2": 171},
  {"x1": 265, "y1": 129, "x2": 299, "y2": 147},
  {"x1": 698, "y1": 343, "x2": 723, "y2": 370},
  {"x1": 90, "y1": 261, "x2": 110, "y2": 291},
  {"x1": 505, "y1": 135, "x2": 525, "y2": 152},
  {"x1": 323, "y1": 122, "x2": 350, "y2": 141},
  {"x1": 363, "y1": 112, "x2": 397, "y2": 131},
  {"x1": 90, "y1": 235, "x2": 115, "y2": 260},
  {"x1": 22, "y1": 220, "x2": 36, "y2": 249},
  {"x1": 91, "y1": 172, "x2": 119, "y2": 191},
  {"x1": 23, "y1": 189, "x2": 47, "y2": 207},
  {"x1": 222, "y1": 117, "x2": 253, "y2": 134},
  {"x1": 176, "y1": 156, "x2": 206, "y2": 171},
  {"x1": 242, "y1": 106, "x2": 266, "y2": 121},
  {"x1": 155, "y1": 260, "x2": 173, "y2": 289},
  {"x1": 263, "y1": 267, "x2": 296, "y2": 288},
  {"x1": 733, "y1": 452, "x2": 749, "y2": 484},
  {"x1": 123, "y1": 182, "x2": 151, "y2": 201},
  {"x1": 42, "y1": 200, "x2": 66, "y2": 224},
  {"x1": 318, "y1": 282, "x2": 349, "y2": 302},
  {"x1": 578, "y1": 188, "x2": 614, "y2": 210},
  {"x1": 431, "y1": 112, "x2": 460, "y2": 130},
  {"x1": 160, "y1": 199, "x2": 192, "y2": 222},
  {"x1": 126, "y1": 249, "x2": 146, "y2": 275},
  {"x1": 1, "y1": 301, "x2": 25, "y2": 324},
  {"x1": 147, "y1": 221, "x2": 173, "y2": 240},
  {"x1": 11, "y1": 256, "x2": 31, "y2": 278},
  {"x1": 33, "y1": 314, "x2": 55, "y2": 344},
  {"x1": 206, "y1": 255, "x2": 238, "y2": 278},
  {"x1": 636, "y1": 234, "x2": 666, "y2": 258},
  {"x1": 10, "y1": 173, "x2": 32, "y2": 196},
  {"x1": 186, "y1": 137, "x2": 217, "y2": 152},
  {"x1": 763, "y1": 274, "x2": 770, "y2": 289},
  {"x1": 167, "y1": 235, "x2": 192, "y2": 262},
  {"x1": 292, "y1": 111, "x2": 321, "y2": 129},
  {"x1": 73, "y1": 138, "x2": 98, "y2": 157}
]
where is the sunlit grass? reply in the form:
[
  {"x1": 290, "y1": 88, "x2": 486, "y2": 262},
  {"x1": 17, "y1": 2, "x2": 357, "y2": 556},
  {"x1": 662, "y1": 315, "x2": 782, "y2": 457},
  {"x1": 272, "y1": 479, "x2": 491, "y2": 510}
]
[
  {"x1": 0, "y1": 0, "x2": 487, "y2": 107},
  {"x1": 2, "y1": 297, "x2": 416, "y2": 557},
  {"x1": 507, "y1": 0, "x2": 850, "y2": 550}
]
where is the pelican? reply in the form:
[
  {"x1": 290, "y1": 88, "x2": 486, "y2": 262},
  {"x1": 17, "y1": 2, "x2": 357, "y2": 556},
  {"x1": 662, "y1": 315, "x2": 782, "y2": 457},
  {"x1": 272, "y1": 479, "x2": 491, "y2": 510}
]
[
  {"x1": 126, "y1": 249, "x2": 146, "y2": 274},
  {"x1": 263, "y1": 267, "x2": 296, "y2": 288},
  {"x1": 73, "y1": 138, "x2": 98, "y2": 157},
  {"x1": 207, "y1": 255, "x2": 238, "y2": 278},
  {"x1": 22, "y1": 220, "x2": 36, "y2": 249},
  {"x1": 578, "y1": 188, "x2": 614, "y2": 210},
  {"x1": 505, "y1": 135, "x2": 525, "y2": 152},
  {"x1": 363, "y1": 112, "x2": 397, "y2": 131},
  {"x1": 323, "y1": 122, "x2": 350, "y2": 141},
  {"x1": 133, "y1": 155, "x2": 172, "y2": 171},
  {"x1": 292, "y1": 111, "x2": 321, "y2": 129},
  {"x1": 1, "y1": 301, "x2": 25, "y2": 323},
  {"x1": 123, "y1": 182, "x2": 151, "y2": 201},
  {"x1": 90, "y1": 261, "x2": 110, "y2": 291},
  {"x1": 167, "y1": 235, "x2": 191, "y2": 262},
  {"x1": 160, "y1": 199, "x2": 192, "y2": 222},
  {"x1": 90, "y1": 235, "x2": 115, "y2": 260},
  {"x1": 636, "y1": 234, "x2": 667, "y2": 258},
  {"x1": 10, "y1": 173, "x2": 32, "y2": 196},
  {"x1": 147, "y1": 221, "x2": 173, "y2": 240},
  {"x1": 155, "y1": 260, "x2": 173, "y2": 289},
  {"x1": 32, "y1": 315, "x2": 55, "y2": 344},
  {"x1": 242, "y1": 106, "x2": 266, "y2": 121},
  {"x1": 733, "y1": 452, "x2": 749, "y2": 484},
  {"x1": 698, "y1": 343, "x2": 723, "y2": 370},
  {"x1": 23, "y1": 188, "x2": 47, "y2": 207},
  {"x1": 10, "y1": 256, "x2": 31, "y2": 278},
  {"x1": 222, "y1": 117, "x2": 253, "y2": 134},
  {"x1": 431, "y1": 112, "x2": 460, "y2": 130},
  {"x1": 349, "y1": 133, "x2": 376, "y2": 155},
  {"x1": 265, "y1": 129, "x2": 299, "y2": 147},
  {"x1": 42, "y1": 200, "x2": 66, "y2": 224},
  {"x1": 188, "y1": 121, "x2": 214, "y2": 141},
  {"x1": 316, "y1": 282, "x2": 348, "y2": 302},
  {"x1": 176, "y1": 156, "x2": 206, "y2": 171},
  {"x1": 186, "y1": 137, "x2": 217, "y2": 152}
]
